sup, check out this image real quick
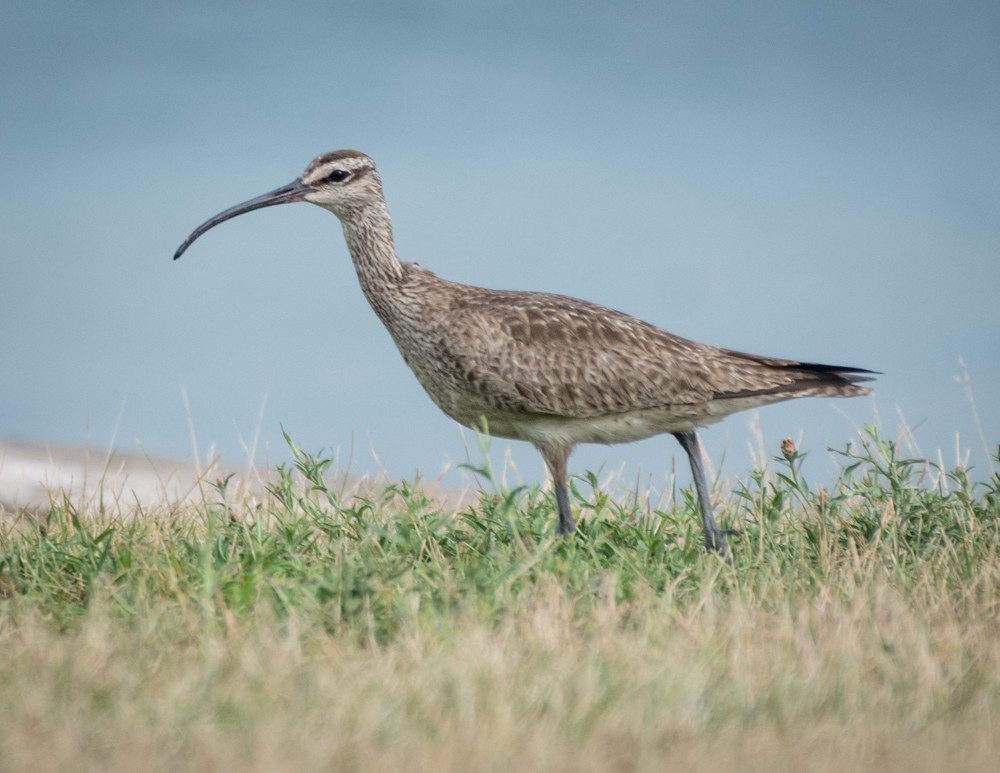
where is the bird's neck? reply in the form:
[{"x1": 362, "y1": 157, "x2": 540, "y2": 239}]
[
  {"x1": 339, "y1": 199, "x2": 406, "y2": 292},
  {"x1": 336, "y1": 199, "x2": 417, "y2": 336}
]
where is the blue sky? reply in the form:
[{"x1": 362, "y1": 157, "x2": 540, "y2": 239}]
[{"x1": 2, "y1": 1, "x2": 998, "y2": 493}]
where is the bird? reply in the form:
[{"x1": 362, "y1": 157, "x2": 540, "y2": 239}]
[{"x1": 174, "y1": 150, "x2": 874, "y2": 557}]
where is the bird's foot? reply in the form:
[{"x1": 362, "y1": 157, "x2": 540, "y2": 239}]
[{"x1": 704, "y1": 527, "x2": 738, "y2": 559}]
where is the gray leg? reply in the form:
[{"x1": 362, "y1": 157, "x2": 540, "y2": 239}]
[
  {"x1": 553, "y1": 476, "x2": 575, "y2": 535},
  {"x1": 673, "y1": 431, "x2": 730, "y2": 556},
  {"x1": 538, "y1": 443, "x2": 576, "y2": 535}
]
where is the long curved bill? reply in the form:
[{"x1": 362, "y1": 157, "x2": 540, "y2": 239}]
[{"x1": 173, "y1": 179, "x2": 311, "y2": 260}]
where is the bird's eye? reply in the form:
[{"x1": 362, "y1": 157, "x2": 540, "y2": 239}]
[{"x1": 325, "y1": 169, "x2": 350, "y2": 183}]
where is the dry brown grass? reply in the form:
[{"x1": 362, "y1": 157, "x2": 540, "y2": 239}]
[
  {"x1": 1, "y1": 433, "x2": 998, "y2": 771},
  {"x1": 2, "y1": 558, "x2": 998, "y2": 772}
]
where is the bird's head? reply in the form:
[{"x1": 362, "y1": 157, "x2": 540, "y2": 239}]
[{"x1": 174, "y1": 149, "x2": 382, "y2": 260}]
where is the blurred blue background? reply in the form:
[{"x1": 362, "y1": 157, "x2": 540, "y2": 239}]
[{"x1": 2, "y1": 1, "x2": 998, "y2": 494}]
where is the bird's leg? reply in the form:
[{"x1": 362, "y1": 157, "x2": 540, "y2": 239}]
[
  {"x1": 673, "y1": 430, "x2": 732, "y2": 557},
  {"x1": 554, "y1": 476, "x2": 574, "y2": 535},
  {"x1": 539, "y1": 444, "x2": 576, "y2": 535}
]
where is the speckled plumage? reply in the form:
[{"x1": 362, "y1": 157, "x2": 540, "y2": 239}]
[{"x1": 175, "y1": 149, "x2": 875, "y2": 556}]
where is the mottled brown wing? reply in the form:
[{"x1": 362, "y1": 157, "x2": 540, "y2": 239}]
[
  {"x1": 434, "y1": 288, "x2": 728, "y2": 417},
  {"x1": 432, "y1": 286, "x2": 872, "y2": 419}
]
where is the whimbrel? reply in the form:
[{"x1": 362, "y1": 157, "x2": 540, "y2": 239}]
[{"x1": 175, "y1": 150, "x2": 874, "y2": 556}]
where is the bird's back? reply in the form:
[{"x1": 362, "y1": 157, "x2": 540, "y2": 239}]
[{"x1": 372, "y1": 264, "x2": 872, "y2": 441}]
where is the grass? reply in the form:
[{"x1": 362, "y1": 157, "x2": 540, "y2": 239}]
[{"x1": 1, "y1": 426, "x2": 999, "y2": 772}]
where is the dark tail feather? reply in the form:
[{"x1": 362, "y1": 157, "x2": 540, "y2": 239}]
[
  {"x1": 792, "y1": 361, "x2": 879, "y2": 385},
  {"x1": 715, "y1": 352, "x2": 878, "y2": 401}
]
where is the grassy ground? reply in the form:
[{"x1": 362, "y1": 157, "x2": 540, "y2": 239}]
[{"x1": 1, "y1": 427, "x2": 998, "y2": 772}]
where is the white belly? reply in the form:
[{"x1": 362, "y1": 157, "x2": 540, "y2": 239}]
[{"x1": 481, "y1": 406, "x2": 724, "y2": 448}]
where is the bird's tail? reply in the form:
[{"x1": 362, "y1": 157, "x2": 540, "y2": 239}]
[{"x1": 713, "y1": 350, "x2": 877, "y2": 402}]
